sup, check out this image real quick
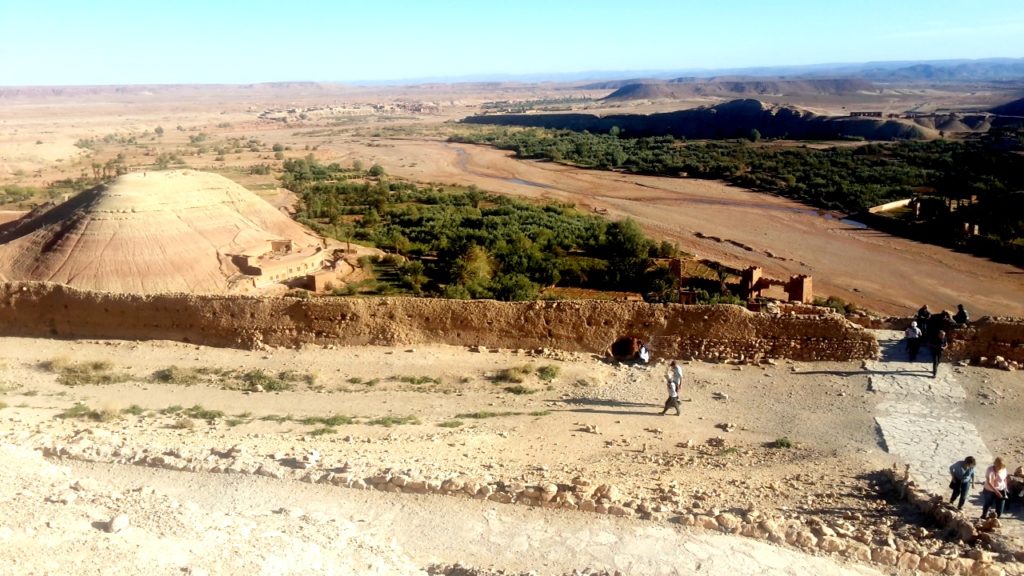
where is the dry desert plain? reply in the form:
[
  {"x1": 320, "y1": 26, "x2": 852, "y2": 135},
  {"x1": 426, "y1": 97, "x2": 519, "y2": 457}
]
[{"x1": 2, "y1": 83, "x2": 1024, "y2": 574}]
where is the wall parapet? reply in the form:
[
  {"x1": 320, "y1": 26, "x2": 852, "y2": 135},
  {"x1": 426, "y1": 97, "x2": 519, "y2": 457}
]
[{"x1": 0, "y1": 282, "x2": 878, "y2": 360}]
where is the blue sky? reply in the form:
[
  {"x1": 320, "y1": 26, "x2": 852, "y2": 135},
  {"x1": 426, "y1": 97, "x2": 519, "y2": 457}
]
[{"x1": 1, "y1": 0, "x2": 1023, "y2": 85}]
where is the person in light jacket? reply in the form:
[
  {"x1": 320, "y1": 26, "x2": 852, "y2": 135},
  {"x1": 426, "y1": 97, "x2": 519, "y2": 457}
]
[{"x1": 660, "y1": 360, "x2": 682, "y2": 416}]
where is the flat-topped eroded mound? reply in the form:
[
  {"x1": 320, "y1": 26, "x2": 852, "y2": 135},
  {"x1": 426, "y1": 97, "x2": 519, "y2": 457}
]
[{"x1": 0, "y1": 170, "x2": 323, "y2": 294}]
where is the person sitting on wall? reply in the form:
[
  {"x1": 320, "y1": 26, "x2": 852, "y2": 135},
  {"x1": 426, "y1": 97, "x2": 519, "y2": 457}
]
[
  {"x1": 953, "y1": 304, "x2": 970, "y2": 326},
  {"x1": 916, "y1": 304, "x2": 933, "y2": 337}
]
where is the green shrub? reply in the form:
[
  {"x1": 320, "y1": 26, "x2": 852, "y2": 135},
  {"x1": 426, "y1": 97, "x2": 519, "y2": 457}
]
[
  {"x1": 491, "y1": 365, "x2": 532, "y2": 384},
  {"x1": 536, "y1": 365, "x2": 559, "y2": 381},
  {"x1": 454, "y1": 411, "x2": 519, "y2": 419},
  {"x1": 240, "y1": 370, "x2": 292, "y2": 392},
  {"x1": 366, "y1": 415, "x2": 420, "y2": 427},
  {"x1": 58, "y1": 404, "x2": 119, "y2": 422},
  {"x1": 173, "y1": 418, "x2": 195, "y2": 429},
  {"x1": 42, "y1": 358, "x2": 130, "y2": 386},
  {"x1": 299, "y1": 414, "x2": 353, "y2": 426},
  {"x1": 182, "y1": 405, "x2": 223, "y2": 421}
]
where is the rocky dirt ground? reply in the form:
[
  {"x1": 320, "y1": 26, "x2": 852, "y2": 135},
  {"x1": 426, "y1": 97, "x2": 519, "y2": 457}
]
[{"x1": 1, "y1": 335, "x2": 1021, "y2": 575}]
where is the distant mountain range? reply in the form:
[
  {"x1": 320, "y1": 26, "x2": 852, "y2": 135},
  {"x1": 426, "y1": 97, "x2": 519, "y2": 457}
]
[{"x1": 366, "y1": 57, "x2": 1024, "y2": 86}]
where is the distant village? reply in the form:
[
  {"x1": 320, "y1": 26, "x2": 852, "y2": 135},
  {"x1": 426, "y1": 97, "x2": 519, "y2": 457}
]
[{"x1": 258, "y1": 101, "x2": 443, "y2": 122}]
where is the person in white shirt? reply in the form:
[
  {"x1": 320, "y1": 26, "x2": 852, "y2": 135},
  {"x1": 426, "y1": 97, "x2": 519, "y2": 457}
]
[
  {"x1": 981, "y1": 457, "x2": 1009, "y2": 519},
  {"x1": 904, "y1": 321, "x2": 922, "y2": 361},
  {"x1": 660, "y1": 360, "x2": 682, "y2": 416}
]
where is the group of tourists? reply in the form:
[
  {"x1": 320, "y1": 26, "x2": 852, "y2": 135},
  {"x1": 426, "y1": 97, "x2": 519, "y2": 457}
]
[
  {"x1": 904, "y1": 303, "x2": 970, "y2": 377},
  {"x1": 948, "y1": 455, "x2": 1022, "y2": 520}
]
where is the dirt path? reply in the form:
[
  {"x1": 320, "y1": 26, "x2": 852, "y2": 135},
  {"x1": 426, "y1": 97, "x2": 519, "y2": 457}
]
[
  {"x1": 869, "y1": 330, "x2": 1024, "y2": 543},
  {"x1": 327, "y1": 137, "x2": 1024, "y2": 318}
]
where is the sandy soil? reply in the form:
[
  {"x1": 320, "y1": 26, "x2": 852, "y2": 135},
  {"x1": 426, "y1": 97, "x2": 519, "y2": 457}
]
[{"x1": 2, "y1": 336, "x2": 1022, "y2": 573}]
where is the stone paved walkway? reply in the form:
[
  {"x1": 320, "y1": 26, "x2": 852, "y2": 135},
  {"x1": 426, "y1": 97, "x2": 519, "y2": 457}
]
[{"x1": 870, "y1": 331, "x2": 994, "y2": 511}]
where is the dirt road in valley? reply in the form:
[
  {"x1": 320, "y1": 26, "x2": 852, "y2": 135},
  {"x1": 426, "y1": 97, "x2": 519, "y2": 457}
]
[{"x1": 324, "y1": 137, "x2": 1024, "y2": 318}]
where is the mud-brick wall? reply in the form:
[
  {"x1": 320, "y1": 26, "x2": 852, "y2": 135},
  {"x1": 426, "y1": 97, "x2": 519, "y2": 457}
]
[
  {"x1": 0, "y1": 282, "x2": 878, "y2": 361},
  {"x1": 947, "y1": 317, "x2": 1024, "y2": 363}
]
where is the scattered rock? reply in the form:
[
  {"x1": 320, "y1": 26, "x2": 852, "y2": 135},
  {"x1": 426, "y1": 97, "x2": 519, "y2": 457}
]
[{"x1": 106, "y1": 514, "x2": 129, "y2": 533}]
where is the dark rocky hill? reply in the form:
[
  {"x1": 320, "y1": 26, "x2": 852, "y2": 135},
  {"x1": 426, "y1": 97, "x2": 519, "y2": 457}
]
[
  {"x1": 602, "y1": 79, "x2": 875, "y2": 101},
  {"x1": 463, "y1": 99, "x2": 929, "y2": 141}
]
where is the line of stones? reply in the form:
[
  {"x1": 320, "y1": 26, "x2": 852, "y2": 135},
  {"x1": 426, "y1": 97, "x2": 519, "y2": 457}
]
[
  {"x1": 885, "y1": 466, "x2": 1023, "y2": 571},
  {"x1": 29, "y1": 435, "x2": 1010, "y2": 576}
]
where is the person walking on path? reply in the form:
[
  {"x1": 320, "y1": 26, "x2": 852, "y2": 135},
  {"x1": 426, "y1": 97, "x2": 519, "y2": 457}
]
[
  {"x1": 929, "y1": 329, "x2": 948, "y2": 378},
  {"x1": 949, "y1": 456, "x2": 976, "y2": 510},
  {"x1": 905, "y1": 321, "x2": 923, "y2": 362},
  {"x1": 981, "y1": 457, "x2": 1009, "y2": 519},
  {"x1": 660, "y1": 360, "x2": 682, "y2": 416}
]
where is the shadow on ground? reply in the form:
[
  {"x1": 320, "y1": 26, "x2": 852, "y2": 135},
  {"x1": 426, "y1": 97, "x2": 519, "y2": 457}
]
[{"x1": 559, "y1": 397, "x2": 665, "y2": 417}]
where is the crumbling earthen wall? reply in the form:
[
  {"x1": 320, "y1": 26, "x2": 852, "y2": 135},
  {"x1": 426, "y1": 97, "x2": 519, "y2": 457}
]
[
  {"x1": 0, "y1": 282, "x2": 878, "y2": 360},
  {"x1": 847, "y1": 315, "x2": 1024, "y2": 363},
  {"x1": 946, "y1": 317, "x2": 1024, "y2": 363}
]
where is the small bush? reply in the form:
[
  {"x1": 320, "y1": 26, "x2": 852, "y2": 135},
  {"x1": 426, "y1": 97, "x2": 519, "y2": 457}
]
[
  {"x1": 503, "y1": 385, "x2": 535, "y2": 395},
  {"x1": 58, "y1": 404, "x2": 94, "y2": 419},
  {"x1": 279, "y1": 370, "x2": 316, "y2": 386},
  {"x1": 259, "y1": 414, "x2": 292, "y2": 423},
  {"x1": 300, "y1": 414, "x2": 353, "y2": 426},
  {"x1": 366, "y1": 415, "x2": 420, "y2": 427},
  {"x1": 310, "y1": 426, "x2": 337, "y2": 436},
  {"x1": 240, "y1": 370, "x2": 292, "y2": 392},
  {"x1": 491, "y1": 365, "x2": 532, "y2": 384},
  {"x1": 149, "y1": 364, "x2": 228, "y2": 383},
  {"x1": 536, "y1": 365, "x2": 559, "y2": 382},
  {"x1": 437, "y1": 420, "x2": 463, "y2": 428},
  {"x1": 42, "y1": 358, "x2": 130, "y2": 386},
  {"x1": 394, "y1": 375, "x2": 441, "y2": 385},
  {"x1": 182, "y1": 404, "x2": 224, "y2": 421},
  {"x1": 528, "y1": 410, "x2": 551, "y2": 417},
  {"x1": 57, "y1": 403, "x2": 119, "y2": 422},
  {"x1": 160, "y1": 405, "x2": 183, "y2": 415},
  {"x1": 122, "y1": 404, "x2": 146, "y2": 416},
  {"x1": 225, "y1": 418, "x2": 246, "y2": 427},
  {"x1": 770, "y1": 437, "x2": 794, "y2": 449},
  {"x1": 454, "y1": 411, "x2": 519, "y2": 419},
  {"x1": 173, "y1": 418, "x2": 195, "y2": 430}
]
